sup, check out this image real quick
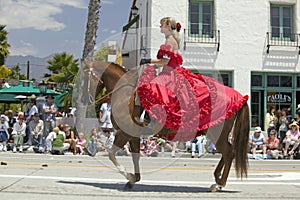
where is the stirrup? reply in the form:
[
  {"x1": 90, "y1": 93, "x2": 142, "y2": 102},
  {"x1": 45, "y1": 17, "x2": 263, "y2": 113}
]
[{"x1": 140, "y1": 110, "x2": 151, "y2": 124}]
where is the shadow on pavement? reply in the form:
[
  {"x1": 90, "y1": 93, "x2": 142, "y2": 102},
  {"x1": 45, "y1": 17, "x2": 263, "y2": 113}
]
[{"x1": 58, "y1": 180, "x2": 240, "y2": 193}]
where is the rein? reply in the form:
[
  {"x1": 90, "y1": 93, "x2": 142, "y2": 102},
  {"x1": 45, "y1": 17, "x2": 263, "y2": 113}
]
[
  {"x1": 85, "y1": 62, "x2": 139, "y2": 105},
  {"x1": 83, "y1": 66, "x2": 103, "y2": 104}
]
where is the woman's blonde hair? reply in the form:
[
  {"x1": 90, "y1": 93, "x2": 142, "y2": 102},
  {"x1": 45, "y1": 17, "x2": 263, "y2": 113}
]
[{"x1": 160, "y1": 17, "x2": 181, "y2": 48}]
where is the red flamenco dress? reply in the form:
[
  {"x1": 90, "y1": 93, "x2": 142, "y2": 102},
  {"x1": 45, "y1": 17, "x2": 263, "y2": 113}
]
[{"x1": 137, "y1": 45, "x2": 248, "y2": 141}]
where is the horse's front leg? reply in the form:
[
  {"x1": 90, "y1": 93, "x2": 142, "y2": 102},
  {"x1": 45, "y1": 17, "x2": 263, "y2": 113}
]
[
  {"x1": 108, "y1": 131, "x2": 132, "y2": 181},
  {"x1": 121, "y1": 137, "x2": 142, "y2": 190},
  {"x1": 129, "y1": 137, "x2": 141, "y2": 182},
  {"x1": 108, "y1": 145, "x2": 125, "y2": 174}
]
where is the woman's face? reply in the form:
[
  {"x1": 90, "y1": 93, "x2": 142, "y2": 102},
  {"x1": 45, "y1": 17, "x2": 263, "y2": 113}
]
[{"x1": 160, "y1": 22, "x2": 170, "y2": 35}]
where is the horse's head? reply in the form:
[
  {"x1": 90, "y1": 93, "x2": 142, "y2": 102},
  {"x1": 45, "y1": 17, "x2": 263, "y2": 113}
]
[{"x1": 80, "y1": 61, "x2": 106, "y2": 105}]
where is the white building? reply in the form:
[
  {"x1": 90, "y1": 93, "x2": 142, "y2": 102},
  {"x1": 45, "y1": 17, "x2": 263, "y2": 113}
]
[{"x1": 121, "y1": 0, "x2": 300, "y2": 130}]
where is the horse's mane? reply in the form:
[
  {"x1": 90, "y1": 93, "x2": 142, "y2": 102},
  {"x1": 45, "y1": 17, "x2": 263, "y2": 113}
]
[{"x1": 110, "y1": 62, "x2": 130, "y2": 73}]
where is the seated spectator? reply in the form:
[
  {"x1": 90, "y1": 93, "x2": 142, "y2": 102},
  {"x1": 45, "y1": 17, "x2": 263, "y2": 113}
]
[
  {"x1": 0, "y1": 114, "x2": 9, "y2": 151},
  {"x1": 98, "y1": 129, "x2": 115, "y2": 156},
  {"x1": 7, "y1": 110, "x2": 16, "y2": 135},
  {"x1": 87, "y1": 128, "x2": 100, "y2": 156},
  {"x1": 74, "y1": 132, "x2": 86, "y2": 155},
  {"x1": 64, "y1": 124, "x2": 76, "y2": 153},
  {"x1": 189, "y1": 135, "x2": 206, "y2": 158},
  {"x1": 11, "y1": 114, "x2": 26, "y2": 152},
  {"x1": 27, "y1": 113, "x2": 44, "y2": 151},
  {"x1": 282, "y1": 121, "x2": 300, "y2": 157},
  {"x1": 45, "y1": 127, "x2": 60, "y2": 153},
  {"x1": 154, "y1": 135, "x2": 177, "y2": 158},
  {"x1": 249, "y1": 126, "x2": 267, "y2": 159},
  {"x1": 266, "y1": 128, "x2": 279, "y2": 159},
  {"x1": 141, "y1": 136, "x2": 159, "y2": 157},
  {"x1": 51, "y1": 126, "x2": 70, "y2": 155}
]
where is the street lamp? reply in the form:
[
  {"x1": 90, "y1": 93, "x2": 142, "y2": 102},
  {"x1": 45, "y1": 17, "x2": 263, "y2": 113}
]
[
  {"x1": 38, "y1": 81, "x2": 48, "y2": 94},
  {"x1": 131, "y1": 5, "x2": 138, "y2": 17}
]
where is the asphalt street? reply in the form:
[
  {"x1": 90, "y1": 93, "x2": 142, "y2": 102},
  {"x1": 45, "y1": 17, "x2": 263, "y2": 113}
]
[{"x1": 0, "y1": 152, "x2": 299, "y2": 200}]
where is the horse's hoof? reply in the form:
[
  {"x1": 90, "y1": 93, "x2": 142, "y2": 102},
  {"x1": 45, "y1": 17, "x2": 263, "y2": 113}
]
[
  {"x1": 209, "y1": 184, "x2": 219, "y2": 192},
  {"x1": 126, "y1": 173, "x2": 136, "y2": 183},
  {"x1": 124, "y1": 181, "x2": 135, "y2": 190}
]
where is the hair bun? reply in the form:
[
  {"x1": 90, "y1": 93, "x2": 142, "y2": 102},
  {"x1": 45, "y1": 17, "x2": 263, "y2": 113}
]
[{"x1": 176, "y1": 22, "x2": 181, "y2": 32}]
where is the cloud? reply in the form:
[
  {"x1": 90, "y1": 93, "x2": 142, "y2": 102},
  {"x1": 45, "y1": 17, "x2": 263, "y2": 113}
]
[
  {"x1": 102, "y1": 0, "x2": 114, "y2": 5},
  {"x1": 0, "y1": 0, "x2": 87, "y2": 31},
  {"x1": 10, "y1": 41, "x2": 38, "y2": 56}
]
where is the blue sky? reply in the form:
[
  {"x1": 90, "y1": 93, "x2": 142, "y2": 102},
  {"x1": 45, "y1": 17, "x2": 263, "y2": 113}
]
[{"x1": 0, "y1": 0, "x2": 132, "y2": 59}]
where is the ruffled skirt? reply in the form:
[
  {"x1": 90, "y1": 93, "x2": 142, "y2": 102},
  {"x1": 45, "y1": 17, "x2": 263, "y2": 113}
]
[{"x1": 137, "y1": 66, "x2": 248, "y2": 141}]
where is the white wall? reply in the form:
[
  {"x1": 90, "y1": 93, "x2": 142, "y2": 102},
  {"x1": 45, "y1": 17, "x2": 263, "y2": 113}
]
[{"x1": 128, "y1": 0, "x2": 300, "y2": 97}]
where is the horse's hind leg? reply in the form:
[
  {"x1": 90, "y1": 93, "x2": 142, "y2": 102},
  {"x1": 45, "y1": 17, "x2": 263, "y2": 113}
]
[
  {"x1": 216, "y1": 146, "x2": 233, "y2": 188},
  {"x1": 214, "y1": 157, "x2": 224, "y2": 184},
  {"x1": 214, "y1": 129, "x2": 234, "y2": 188},
  {"x1": 210, "y1": 119, "x2": 235, "y2": 191}
]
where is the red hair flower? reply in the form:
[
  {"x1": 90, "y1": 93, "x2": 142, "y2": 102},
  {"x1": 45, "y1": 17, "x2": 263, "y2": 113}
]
[{"x1": 176, "y1": 22, "x2": 181, "y2": 32}]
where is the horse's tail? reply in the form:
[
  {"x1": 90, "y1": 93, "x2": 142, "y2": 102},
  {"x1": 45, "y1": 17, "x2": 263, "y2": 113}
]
[{"x1": 233, "y1": 103, "x2": 250, "y2": 178}]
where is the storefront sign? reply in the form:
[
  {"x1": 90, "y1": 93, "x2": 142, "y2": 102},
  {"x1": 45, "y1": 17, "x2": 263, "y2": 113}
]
[{"x1": 267, "y1": 94, "x2": 291, "y2": 103}]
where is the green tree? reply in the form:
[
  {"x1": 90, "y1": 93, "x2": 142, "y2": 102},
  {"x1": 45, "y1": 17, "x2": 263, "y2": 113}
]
[
  {"x1": 94, "y1": 43, "x2": 109, "y2": 61},
  {"x1": 0, "y1": 25, "x2": 10, "y2": 66},
  {"x1": 0, "y1": 65, "x2": 12, "y2": 78},
  {"x1": 46, "y1": 52, "x2": 78, "y2": 76},
  {"x1": 8, "y1": 64, "x2": 26, "y2": 80},
  {"x1": 46, "y1": 52, "x2": 79, "y2": 112}
]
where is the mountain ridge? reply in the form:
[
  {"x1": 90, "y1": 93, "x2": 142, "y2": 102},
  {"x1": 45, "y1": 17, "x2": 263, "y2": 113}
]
[{"x1": 5, "y1": 55, "x2": 52, "y2": 82}]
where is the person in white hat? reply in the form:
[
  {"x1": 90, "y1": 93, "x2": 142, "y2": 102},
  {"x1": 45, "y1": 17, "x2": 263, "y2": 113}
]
[
  {"x1": 282, "y1": 121, "x2": 300, "y2": 157},
  {"x1": 249, "y1": 126, "x2": 267, "y2": 159}
]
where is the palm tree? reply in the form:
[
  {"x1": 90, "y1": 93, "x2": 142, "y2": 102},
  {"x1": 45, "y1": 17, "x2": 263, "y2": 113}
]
[
  {"x1": 82, "y1": 0, "x2": 100, "y2": 60},
  {"x1": 0, "y1": 25, "x2": 10, "y2": 66},
  {"x1": 46, "y1": 52, "x2": 79, "y2": 112},
  {"x1": 77, "y1": 0, "x2": 101, "y2": 132},
  {"x1": 46, "y1": 52, "x2": 79, "y2": 80}
]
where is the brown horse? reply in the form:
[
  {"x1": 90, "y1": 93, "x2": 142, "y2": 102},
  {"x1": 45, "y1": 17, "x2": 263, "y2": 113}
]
[{"x1": 80, "y1": 61, "x2": 250, "y2": 192}]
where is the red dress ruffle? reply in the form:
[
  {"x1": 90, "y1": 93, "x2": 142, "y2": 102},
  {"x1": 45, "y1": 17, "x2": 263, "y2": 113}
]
[{"x1": 137, "y1": 45, "x2": 248, "y2": 141}]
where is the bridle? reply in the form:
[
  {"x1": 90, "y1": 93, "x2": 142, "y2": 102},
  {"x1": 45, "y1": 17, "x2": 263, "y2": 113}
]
[
  {"x1": 83, "y1": 64, "x2": 103, "y2": 104},
  {"x1": 83, "y1": 62, "x2": 138, "y2": 105}
]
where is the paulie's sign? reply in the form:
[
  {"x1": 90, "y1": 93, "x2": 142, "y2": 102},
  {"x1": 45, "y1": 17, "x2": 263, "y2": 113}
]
[{"x1": 267, "y1": 94, "x2": 291, "y2": 103}]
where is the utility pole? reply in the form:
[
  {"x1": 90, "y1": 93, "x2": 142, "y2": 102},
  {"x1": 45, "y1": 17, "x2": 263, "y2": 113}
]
[{"x1": 27, "y1": 60, "x2": 30, "y2": 80}]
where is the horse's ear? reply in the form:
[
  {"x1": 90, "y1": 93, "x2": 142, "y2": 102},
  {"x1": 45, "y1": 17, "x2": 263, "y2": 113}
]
[{"x1": 82, "y1": 60, "x2": 93, "y2": 68}]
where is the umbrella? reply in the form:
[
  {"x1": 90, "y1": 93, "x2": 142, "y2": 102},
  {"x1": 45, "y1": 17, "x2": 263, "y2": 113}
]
[
  {"x1": 0, "y1": 93, "x2": 22, "y2": 103},
  {"x1": 0, "y1": 80, "x2": 61, "y2": 96}
]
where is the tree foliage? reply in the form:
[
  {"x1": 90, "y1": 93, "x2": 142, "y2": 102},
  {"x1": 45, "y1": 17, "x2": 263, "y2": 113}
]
[
  {"x1": 45, "y1": 52, "x2": 80, "y2": 112},
  {"x1": 0, "y1": 25, "x2": 10, "y2": 66},
  {"x1": 94, "y1": 43, "x2": 109, "y2": 61},
  {"x1": 0, "y1": 65, "x2": 12, "y2": 78}
]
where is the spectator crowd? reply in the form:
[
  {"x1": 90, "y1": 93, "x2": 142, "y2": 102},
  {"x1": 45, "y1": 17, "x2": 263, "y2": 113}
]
[
  {"x1": 4, "y1": 94, "x2": 299, "y2": 160},
  {"x1": 249, "y1": 105, "x2": 300, "y2": 159}
]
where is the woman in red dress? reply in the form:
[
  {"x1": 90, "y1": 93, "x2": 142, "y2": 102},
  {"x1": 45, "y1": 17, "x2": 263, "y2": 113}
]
[{"x1": 137, "y1": 17, "x2": 248, "y2": 141}]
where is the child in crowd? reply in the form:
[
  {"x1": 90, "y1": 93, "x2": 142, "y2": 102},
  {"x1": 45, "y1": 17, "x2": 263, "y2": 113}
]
[
  {"x1": 75, "y1": 132, "x2": 86, "y2": 155},
  {"x1": 0, "y1": 114, "x2": 9, "y2": 151},
  {"x1": 87, "y1": 128, "x2": 100, "y2": 156},
  {"x1": 45, "y1": 127, "x2": 60, "y2": 153}
]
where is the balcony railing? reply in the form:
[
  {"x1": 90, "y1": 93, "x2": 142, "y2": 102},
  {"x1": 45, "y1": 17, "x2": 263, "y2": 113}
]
[
  {"x1": 183, "y1": 29, "x2": 220, "y2": 51},
  {"x1": 266, "y1": 32, "x2": 300, "y2": 54}
]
